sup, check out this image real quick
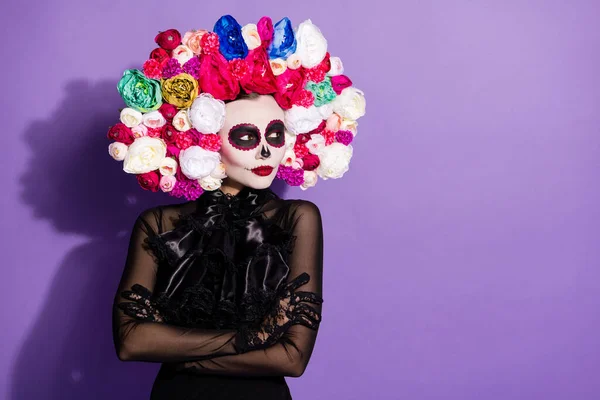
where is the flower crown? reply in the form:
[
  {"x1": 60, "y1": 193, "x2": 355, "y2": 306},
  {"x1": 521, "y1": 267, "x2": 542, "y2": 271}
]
[{"x1": 107, "y1": 15, "x2": 366, "y2": 200}]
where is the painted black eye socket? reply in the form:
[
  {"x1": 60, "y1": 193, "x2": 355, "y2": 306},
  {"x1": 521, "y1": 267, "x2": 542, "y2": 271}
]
[
  {"x1": 265, "y1": 121, "x2": 285, "y2": 147},
  {"x1": 228, "y1": 124, "x2": 260, "y2": 150}
]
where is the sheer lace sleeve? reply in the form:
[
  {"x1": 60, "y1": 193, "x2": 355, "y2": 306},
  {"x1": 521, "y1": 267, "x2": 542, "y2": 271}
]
[
  {"x1": 112, "y1": 208, "x2": 242, "y2": 362},
  {"x1": 170, "y1": 200, "x2": 324, "y2": 377}
]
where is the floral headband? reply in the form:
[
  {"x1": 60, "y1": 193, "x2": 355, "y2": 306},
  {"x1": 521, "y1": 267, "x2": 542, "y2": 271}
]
[{"x1": 107, "y1": 15, "x2": 366, "y2": 200}]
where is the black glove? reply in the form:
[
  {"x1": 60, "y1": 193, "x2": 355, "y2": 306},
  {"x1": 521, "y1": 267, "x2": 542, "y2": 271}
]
[
  {"x1": 234, "y1": 272, "x2": 323, "y2": 353},
  {"x1": 118, "y1": 284, "x2": 164, "y2": 322}
]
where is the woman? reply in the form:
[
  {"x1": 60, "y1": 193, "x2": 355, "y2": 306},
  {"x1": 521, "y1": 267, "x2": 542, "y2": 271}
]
[
  {"x1": 112, "y1": 92, "x2": 324, "y2": 399},
  {"x1": 108, "y1": 14, "x2": 365, "y2": 399}
]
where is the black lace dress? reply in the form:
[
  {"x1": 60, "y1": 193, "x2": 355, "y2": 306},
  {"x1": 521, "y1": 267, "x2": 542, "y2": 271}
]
[{"x1": 112, "y1": 185, "x2": 324, "y2": 399}]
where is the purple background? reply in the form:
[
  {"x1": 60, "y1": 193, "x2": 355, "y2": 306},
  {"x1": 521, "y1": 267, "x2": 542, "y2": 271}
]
[{"x1": 2, "y1": 0, "x2": 599, "y2": 399}]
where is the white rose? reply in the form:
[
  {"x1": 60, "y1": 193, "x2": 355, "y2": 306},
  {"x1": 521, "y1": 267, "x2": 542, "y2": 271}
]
[
  {"x1": 300, "y1": 170, "x2": 318, "y2": 190},
  {"x1": 294, "y1": 19, "x2": 328, "y2": 68},
  {"x1": 210, "y1": 162, "x2": 227, "y2": 179},
  {"x1": 316, "y1": 143, "x2": 353, "y2": 179},
  {"x1": 120, "y1": 108, "x2": 143, "y2": 128},
  {"x1": 284, "y1": 105, "x2": 324, "y2": 135},
  {"x1": 159, "y1": 157, "x2": 178, "y2": 176},
  {"x1": 285, "y1": 131, "x2": 297, "y2": 149},
  {"x1": 269, "y1": 58, "x2": 287, "y2": 76},
  {"x1": 241, "y1": 23, "x2": 262, "y2": 50},
  {"x1": 142, "y1": 110, "x2": 167, "y2": 129},
  {"x1": 123, "y1": 136, "x2": 167, "y2": 174},
  {"x1": 199, "y1": 175, "x2": 223, "y2": 191},
  {"x1": 286, "y1": 54, "x2": 302, "y2": 70},
  {"x1": 179, "y1": 146, "x2": 221, "y2": 179},
  {"x1": 340, "y1": 118, "x2": 358, "y2": 136},
  {"x1": 189, "y1": 93, "x2": 226, "y2": 134},
  {"x1": 108, "y1": 142, "x2": 128, "y2": 161},
  {"x1": 327, "y1": 56, "x2": 344, "y2": 76},
  {"x1": 306, "y1": 134, "x2": 326, "y2": 155},
  {"x1": 173, "y1": 109, "x2": 192, "y2": 132},
  {"x1": 172, "y1": 44, "x2": 194, "y2": 65},
  {"x1": 281, "y1": 147, "x2": 303, "y2": 169},
  {"x1": 332, "y1": 87, "x2": 366, "y2": 121},
  {"x1": 317, "y1": 103, "x2": 334, "y2": 120}
]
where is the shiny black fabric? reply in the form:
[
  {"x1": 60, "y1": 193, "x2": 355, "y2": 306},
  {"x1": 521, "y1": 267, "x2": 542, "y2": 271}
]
[{"x1": 112, "y1": 185, "x2": 324, "y2": 399}]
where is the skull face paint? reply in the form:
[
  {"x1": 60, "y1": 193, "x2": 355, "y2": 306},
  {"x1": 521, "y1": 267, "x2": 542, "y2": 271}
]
[{"x1": 218, "y1": 95, "x2": 287, "y2": 189}]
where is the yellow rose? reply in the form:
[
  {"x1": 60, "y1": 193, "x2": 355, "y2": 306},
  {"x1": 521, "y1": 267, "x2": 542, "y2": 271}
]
[{"x1": 161, "y1": 73, "x2": 198, "y2": 109}]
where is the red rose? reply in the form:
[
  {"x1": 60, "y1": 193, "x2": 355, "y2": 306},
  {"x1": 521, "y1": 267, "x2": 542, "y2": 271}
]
[
  {"x1": 161, "y1": 123, "x2": 178, "y2": 144},
  {"x1": 107, "y1": 123, "x2": 134, "y2": 145},
  {"x1": 274, "y1": 68, "x2": 306, "y2": 109},
  {"x1": 319, "y1": 52, "x2": 331, "y2": 72},
  {"x1": 159, "y1": 103, "x2": 178, "y2": 121},
  {"x1": 147, "y1": 126, "x2": 164, "y2": 138},
  {"x1": 295, "y1": 133, "x2": 311, "y2": 145},
  {"x1": 137, "y1": 171, "x2": 160, "y2": 192},
  {"x1": 302, "y1": 153, "x2": 320, "y2": 171},
  {"x1": 239, "y1": 47, "x2": 278, "y2": 95},
  {"x1": 330, "y1": 75, "x2": 353, "y2": 95},
  {"x1": 150, "y1": 48, "x2": 170, "y2": 66},
  {"x1": 155, "y1": 29, "x2": 181, "y2": 51},
  {"x1": 198, "y1": 52, "x2": 240, "y2": 101},
  {"x1": 307, "y1": 120, "x2": 326, "y2": 135}
]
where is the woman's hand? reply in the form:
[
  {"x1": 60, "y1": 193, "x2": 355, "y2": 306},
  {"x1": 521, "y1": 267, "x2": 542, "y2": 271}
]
[
  {"x1": 235, "y1": 272, "x2": 323, "y2": 353},
  {"x1": 118, "y1": 284, "x2": 164, "y2": 322}
]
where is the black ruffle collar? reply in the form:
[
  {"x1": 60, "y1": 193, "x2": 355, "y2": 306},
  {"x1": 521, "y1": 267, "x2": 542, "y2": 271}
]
[{"x1": 195, "y1": 185, "x2": 279, "y2": 220}]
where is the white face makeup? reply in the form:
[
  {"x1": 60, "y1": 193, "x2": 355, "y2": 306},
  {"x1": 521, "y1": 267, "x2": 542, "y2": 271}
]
[{"x1": 218, "y1": 95, "x2": 287, "y2": 189}]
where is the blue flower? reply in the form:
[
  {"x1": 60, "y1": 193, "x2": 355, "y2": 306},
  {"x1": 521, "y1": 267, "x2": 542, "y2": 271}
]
[
  {"x1": 268, "y1": 17, "x2": 296, "y2": 59},
  {"x1": 213, "y1": 15, "x2": 248, "y2": 61}
]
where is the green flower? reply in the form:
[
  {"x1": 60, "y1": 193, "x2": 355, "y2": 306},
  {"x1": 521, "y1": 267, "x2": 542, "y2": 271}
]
[
  {"x1": 305, "y1": 77, "x2": 337, "y2": 107},
  {"x1": 117, "y1": 69, "x2": 162, "y2": 113}
]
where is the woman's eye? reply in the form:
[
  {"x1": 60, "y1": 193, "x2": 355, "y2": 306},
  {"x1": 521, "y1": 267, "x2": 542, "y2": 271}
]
[
  {"x1": 240, "y1": 133, "x2": 255, "y2": 141},
  {"x1": 268, "y1": 131, "x2": 282, "y2": 138}
]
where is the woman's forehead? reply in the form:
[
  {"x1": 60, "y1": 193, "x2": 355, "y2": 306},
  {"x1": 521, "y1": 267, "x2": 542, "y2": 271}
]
[{"x1": 223, "y1": 97, "x2": 284, "y2": 129}]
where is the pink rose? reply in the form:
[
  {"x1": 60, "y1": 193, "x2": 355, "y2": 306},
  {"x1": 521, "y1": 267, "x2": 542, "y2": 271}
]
[
  {"x1": 131, "y1": 124, "x2": 148, "y2": 138},
  {"x1": 183, "y1": 29, "x2": 208, "y2": 55},
  {"x1": 330, "y1": 75, "x2": 353, "y2": 95},
  {"x1": 257, "y1": 16, "x2": 273, "y2": 47},
  {"x1": 160, "y1": 175, "x2": 177, "y2": 192}
]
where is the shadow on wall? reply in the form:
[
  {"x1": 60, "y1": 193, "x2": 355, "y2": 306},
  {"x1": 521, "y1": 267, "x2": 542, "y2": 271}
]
[{"x1": 11, "y1": 79, "x2": 290, "y2": 399}]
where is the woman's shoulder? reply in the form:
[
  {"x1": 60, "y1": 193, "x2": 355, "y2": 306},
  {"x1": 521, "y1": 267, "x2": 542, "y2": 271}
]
[{"x1": 278, "y1": 197, "x2": 322, "y2": 220}]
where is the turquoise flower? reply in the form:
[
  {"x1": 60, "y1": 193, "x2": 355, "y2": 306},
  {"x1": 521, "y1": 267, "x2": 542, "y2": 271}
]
[
  {"x1": 117, "y1": 69, "x2": 162, "y2": 113},
  {"x1": 306, "y1": 77, "x2": 337, "y2": 107}
]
